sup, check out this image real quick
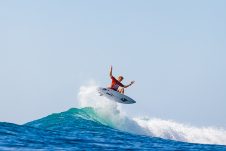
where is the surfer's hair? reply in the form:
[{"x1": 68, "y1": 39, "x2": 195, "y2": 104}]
[{"x1": 118, "y1": 76, "x2": 124, "y2": 80}]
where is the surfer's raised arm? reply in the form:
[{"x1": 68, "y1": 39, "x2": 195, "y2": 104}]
[
  {"x1": 109, "y1": 65, "x2": 113, "y2": 78},
  {"x1": 124, "y1": 81, "x2": 135, "y2": 88}
]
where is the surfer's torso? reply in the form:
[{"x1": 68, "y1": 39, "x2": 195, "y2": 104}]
[{"x1": 109, "y1": 76, "x2": 124, "y2": 91}]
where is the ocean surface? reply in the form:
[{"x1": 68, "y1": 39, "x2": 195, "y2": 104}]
[{"x1": 1, "y1": 85, "x2": 226, "y2": 150}]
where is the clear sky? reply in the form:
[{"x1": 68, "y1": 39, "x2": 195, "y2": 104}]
[{"x1": 0, "y1": 0, "x2": 226, "y2": 127}]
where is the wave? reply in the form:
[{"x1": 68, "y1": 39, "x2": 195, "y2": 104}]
[
  {"x1": 2, "y1": 107, "x2": 225, "y2": 150},
  {"x1": 77, "y1": 83, "x2": 226, "y2": 145},
  {"x1": 1, "y1": 83, "x2": 226, "y2": 150}
]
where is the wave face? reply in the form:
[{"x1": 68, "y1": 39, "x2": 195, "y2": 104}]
[{"x1": 0, "y1": 84, "x2": 226, "y2": 150}]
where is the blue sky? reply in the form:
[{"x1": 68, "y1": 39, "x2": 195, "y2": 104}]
[{"x1": 0, "y1": 0, "x2": 226, "y2": 127}]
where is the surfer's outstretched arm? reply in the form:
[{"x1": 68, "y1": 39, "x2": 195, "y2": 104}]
[
  {"x1": 124, "y1": 81, "x2": 135, "y2": 88},
  {"x1": 109, "y1": 65, "x2": 113, "y2": 78}
]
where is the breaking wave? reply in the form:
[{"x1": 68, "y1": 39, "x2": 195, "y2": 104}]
[{"x1": 77, "y1": 83, "x2": 226, "y2": 145}]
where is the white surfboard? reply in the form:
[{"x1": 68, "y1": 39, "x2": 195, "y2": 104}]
[{"x1": 97, "y1": 87, "x2": 136, "y2": 104}]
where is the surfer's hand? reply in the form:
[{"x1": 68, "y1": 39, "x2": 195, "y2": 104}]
[{"x1": 131, "y1": 81, "x2": 135, "y2": 85}]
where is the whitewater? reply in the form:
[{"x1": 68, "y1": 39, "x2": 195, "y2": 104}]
[
  {"x1": 78, "y1": 84, "x2": 226, "y2": 146},
  {"x1": 0, "y1": 83, "x2": 226, "y2": 150}
]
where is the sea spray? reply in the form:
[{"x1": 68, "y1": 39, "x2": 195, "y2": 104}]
[{"x1": 78, "y1": 83, "x2": 147, "y2": 135}]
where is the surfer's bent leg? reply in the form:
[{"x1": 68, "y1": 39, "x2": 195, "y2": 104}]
[{"x1": 118, "y1": 86, "x2": 124, "y2": 94}]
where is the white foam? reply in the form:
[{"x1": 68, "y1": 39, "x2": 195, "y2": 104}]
[
  {"x1": 77, "y1": 83, "x2": 226, "y2": 145},
  {"x1": 78, "y1": 81, "x2": 119, "y2": 114},
  {"x1": 134, "y1": 117, "x2": 226, "y2": 145}
]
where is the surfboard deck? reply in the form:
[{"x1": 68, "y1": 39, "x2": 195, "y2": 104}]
[{"x1": 97, "y1": 87, "x2": 136, "y2": 104}]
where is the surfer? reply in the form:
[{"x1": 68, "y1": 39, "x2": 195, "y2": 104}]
[{"x1": 109, "y1": 66, "x2": 135, "y2": 94}]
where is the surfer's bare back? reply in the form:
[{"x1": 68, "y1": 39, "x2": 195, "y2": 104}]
[{"x1": 108, "y1": 66, "x2": 135, "y2": 94}]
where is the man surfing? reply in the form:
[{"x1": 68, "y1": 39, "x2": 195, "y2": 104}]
[{"x1": 108, "y1": 66, "x2": 135, "y2": 94}]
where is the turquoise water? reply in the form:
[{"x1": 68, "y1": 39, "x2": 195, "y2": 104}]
[{"x1": 0, "y1": 107, "x2": 226, "y2": 150}]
